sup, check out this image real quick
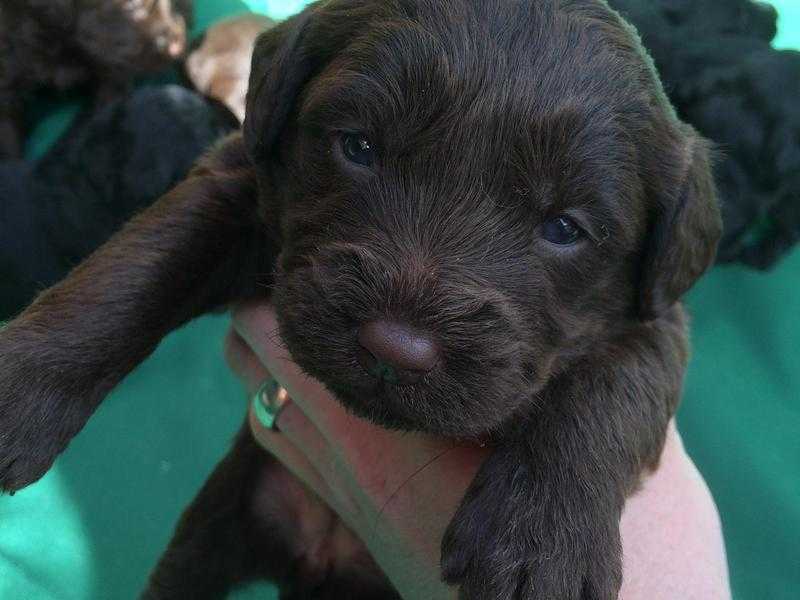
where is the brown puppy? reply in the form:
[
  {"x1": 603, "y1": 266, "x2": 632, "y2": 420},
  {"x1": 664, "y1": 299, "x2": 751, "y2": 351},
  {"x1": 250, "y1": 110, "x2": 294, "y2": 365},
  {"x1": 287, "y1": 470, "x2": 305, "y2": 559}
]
[
  {"x1": 0, "y1": 0, "x2": 190, "y2": 158},
  {"x1": 0, "y1": 1, "x2": 722, "y2": 598}
]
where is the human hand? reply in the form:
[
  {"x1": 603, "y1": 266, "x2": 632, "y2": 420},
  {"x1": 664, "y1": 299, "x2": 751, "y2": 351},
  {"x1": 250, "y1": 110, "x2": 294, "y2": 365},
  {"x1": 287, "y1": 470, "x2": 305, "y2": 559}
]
[{"x1": 226, "y1": 302, "x2": 731, "y2": 600}]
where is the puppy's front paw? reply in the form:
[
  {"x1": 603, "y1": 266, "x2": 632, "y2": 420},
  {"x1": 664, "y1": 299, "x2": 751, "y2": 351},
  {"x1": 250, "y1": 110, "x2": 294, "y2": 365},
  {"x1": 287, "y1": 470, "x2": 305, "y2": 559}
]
[
  {"x1": 0, "y1": 337, "x2": 94, "y2": 492},
  {"x1": 441, "y1": 448, "x2": 622, "y2": 600}
]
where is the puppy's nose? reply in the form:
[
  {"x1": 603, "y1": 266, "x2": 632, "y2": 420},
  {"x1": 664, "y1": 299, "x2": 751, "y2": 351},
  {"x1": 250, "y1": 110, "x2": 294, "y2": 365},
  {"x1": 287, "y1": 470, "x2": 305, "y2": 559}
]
[{"x1": 357, "y1": 321, "x2": 439, "y2": 385}]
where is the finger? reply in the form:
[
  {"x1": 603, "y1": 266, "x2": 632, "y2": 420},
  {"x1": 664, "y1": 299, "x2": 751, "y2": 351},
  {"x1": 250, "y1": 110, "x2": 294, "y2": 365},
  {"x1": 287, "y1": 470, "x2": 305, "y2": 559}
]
[
  {"x1": 223, "y1": 327, "x2": 273, "y2": 389},
  {"x1": 226, "y1": 326, "x2": 339, "y2": 509},
  {"x1": 247, "y1": 402, "x2": 338, "y2": 511},
  {"x1": 227, "y1": 319, "x2": 348, "y2": 485},
  {"x1": 232, "y1": 302, "x2": 368, "y2": 444}
]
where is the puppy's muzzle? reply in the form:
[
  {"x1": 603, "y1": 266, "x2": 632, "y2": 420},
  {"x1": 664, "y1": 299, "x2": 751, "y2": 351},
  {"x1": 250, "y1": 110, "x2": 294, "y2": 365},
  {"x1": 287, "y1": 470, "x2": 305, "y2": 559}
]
[{"x1": 281, "y1": 239, "x2": 522, "y2": 397}]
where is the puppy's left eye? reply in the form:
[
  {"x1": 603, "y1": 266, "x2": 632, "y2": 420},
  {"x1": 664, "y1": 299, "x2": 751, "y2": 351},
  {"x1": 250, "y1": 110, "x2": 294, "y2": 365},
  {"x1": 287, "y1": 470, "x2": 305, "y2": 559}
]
[
  {"x1": 341, "y1": 133, "x2": 375, "y2": 167},
  {"x1": 542, "y1": 216, "x2": 583, "y2": 245}
]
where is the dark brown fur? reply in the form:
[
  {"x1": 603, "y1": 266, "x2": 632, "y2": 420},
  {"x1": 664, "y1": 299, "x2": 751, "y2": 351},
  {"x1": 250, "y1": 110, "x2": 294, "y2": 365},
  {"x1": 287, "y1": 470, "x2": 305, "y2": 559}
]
[
  {"x1": 0, "y1": 1, "x2": 722, "y2": 598},
  {"x1": 0, "y1": 0, "x2": 191, "y2": 158}
]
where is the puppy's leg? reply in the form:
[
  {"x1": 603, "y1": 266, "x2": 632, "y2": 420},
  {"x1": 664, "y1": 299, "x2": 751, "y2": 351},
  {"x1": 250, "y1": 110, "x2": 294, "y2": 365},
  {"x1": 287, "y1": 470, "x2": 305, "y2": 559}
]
[
  {"x1": 142, "y1": 425, "x2": 288, "y2": 600},
  {"x1": 144, "y1": 424, "x2": 398, "y2": 600},
  {"x1": 442, "y1": 312, "x2": 689, "y2": 600},
  {"x1": 0, "y1": 134, "x2": 276, "y2": 492}
]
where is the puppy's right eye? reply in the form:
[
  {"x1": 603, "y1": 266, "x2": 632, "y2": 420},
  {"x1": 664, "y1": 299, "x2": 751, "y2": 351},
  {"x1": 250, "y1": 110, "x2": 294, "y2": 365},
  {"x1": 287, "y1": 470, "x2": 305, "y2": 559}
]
[
  {"x1": 541, "y1": 216, "x2": 583, "y2": 245},
  {"x1": 341, "y1": 133, "x2": 375, "y2": 167}
]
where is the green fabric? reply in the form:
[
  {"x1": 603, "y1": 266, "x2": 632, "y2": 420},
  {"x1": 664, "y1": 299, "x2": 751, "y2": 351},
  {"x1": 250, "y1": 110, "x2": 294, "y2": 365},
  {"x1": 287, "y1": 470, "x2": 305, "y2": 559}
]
[
  {"x1": 2, "y1": 2, "x2": 798, "y2": 599},
  {"x1": 774, "y1": 0, "x2": 800, "y2": 49},
  {"x1": 681, "y1": 253, "x2": 800, "y2": 600}
]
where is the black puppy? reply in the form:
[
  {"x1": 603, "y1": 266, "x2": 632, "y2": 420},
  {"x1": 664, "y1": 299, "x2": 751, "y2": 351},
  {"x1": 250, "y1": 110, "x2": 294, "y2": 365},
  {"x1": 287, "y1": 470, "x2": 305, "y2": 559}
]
[
  {"x1": 0, "y1": 1, "x2": 722, "y2": 599},
  {"x1": 0, "y1": 0, "x2": 192, "y2": 159},
  {"x1": 610, "y1": 0, "x2": 800, "y2": 269},
  {"x1": 0, "y1": 84, "x2": 237, "y2": 320}
]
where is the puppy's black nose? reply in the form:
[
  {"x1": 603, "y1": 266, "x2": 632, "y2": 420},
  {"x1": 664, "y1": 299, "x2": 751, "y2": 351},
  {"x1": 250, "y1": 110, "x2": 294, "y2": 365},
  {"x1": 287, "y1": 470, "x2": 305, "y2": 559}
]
[{"x1": 357, "y1": 321, "x2": 439, "y2": 385}]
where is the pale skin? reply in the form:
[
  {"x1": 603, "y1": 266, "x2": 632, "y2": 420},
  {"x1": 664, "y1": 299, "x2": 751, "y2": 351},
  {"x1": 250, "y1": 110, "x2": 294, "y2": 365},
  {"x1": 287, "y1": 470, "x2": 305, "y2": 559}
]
[{"x1": 226, "y1": 302, "x2": 732, "y2": 600}]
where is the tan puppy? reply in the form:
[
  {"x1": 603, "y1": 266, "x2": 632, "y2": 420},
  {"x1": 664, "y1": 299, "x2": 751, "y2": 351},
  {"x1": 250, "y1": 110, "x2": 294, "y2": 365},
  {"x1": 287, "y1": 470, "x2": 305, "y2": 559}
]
[{"x1": 186, "y1": 14, "x2": 273, "y2": 123}]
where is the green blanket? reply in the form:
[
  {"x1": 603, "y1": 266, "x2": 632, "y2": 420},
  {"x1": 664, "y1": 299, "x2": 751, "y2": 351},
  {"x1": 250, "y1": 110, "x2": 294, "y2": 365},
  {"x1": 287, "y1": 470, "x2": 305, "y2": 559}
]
[{"x1": 1, "y1": 2, "x2": 798, "y2": 599}]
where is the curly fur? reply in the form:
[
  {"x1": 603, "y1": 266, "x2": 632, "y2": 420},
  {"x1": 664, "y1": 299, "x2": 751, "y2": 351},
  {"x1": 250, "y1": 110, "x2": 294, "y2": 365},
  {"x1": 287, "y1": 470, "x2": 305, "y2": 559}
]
[
  {"x1": 610, "y1": 0, "x2": 800, "y2": 269},
  {"x1": 0, "y1": 0, "x2": 192, "y2": 158}
]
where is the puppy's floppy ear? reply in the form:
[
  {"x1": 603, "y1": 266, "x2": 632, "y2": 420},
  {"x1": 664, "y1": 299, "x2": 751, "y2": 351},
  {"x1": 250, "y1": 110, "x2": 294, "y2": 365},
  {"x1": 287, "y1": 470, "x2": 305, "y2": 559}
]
[
  {"x1": 243, "y1": 6, "x2": 317, "y2": 161},
  {"x1": 639, "y1": 125, "x2": 723, "y2": 320}
]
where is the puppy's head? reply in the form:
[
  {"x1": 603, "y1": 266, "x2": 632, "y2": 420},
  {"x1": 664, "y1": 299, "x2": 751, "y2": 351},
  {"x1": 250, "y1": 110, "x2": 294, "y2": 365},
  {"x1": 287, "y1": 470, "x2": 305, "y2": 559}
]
[
  {"x1": 79, "y1": 0, "x2": 188, "y2": 70},
  {"x1": 244, "y1": 0, "x2": 722, "y2": 438}
]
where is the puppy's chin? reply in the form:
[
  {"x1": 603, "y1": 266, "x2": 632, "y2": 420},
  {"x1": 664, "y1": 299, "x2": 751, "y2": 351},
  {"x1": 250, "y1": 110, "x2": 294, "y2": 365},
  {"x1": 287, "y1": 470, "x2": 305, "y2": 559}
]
[{"x1": 320, "y1": 371, "x2": 534, "y2": 439}]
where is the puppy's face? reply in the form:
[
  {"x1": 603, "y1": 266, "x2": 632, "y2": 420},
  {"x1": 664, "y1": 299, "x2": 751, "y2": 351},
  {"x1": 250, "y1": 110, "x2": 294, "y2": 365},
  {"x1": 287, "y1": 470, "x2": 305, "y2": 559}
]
[
  {"x1": 246, "y1": 1, "x2": 721, "y2": 438},
  {"x1": 83, "y1": 0, "x2": 187, "y2": 68}
]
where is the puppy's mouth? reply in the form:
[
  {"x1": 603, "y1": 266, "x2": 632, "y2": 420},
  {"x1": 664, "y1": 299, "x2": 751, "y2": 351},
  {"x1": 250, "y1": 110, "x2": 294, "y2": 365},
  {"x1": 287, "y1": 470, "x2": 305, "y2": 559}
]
[{"x1": 271, "y1": 246, "x2": 535, "y2": 438}]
